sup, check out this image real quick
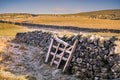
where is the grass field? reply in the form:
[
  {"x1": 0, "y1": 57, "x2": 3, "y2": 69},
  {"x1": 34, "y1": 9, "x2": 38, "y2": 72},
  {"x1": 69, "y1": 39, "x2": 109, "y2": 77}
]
[
  {"x1": 0, "y1": 9, "x2": 120, "y2": 30},
  {"x1": 27, "y1": 16, "x2": 120, "y2": 30},
  {"x1": 0, "y1": 23, "x2": 27, "y2": 36},
  {"x1": 1, "y1": 15, "x2": 120, "y2": 30}
]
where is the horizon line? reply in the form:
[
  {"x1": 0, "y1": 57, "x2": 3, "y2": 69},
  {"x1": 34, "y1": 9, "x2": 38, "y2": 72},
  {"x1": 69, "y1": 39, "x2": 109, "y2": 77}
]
[{"x1": 0, "y1": 8, "x2": 120, "y2": 15}]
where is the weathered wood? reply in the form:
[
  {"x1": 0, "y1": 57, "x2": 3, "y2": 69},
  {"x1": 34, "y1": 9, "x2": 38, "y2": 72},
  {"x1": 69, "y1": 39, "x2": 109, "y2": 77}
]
[
  {"x1": 45, "y1": 38, "x2": 53, "y2": 63},
  {"x1": 50, "y1": 52, "x2": 67, "y2": 61},
  {"x1": 52, "y1": 45, "x2": 71, "y2": 54},
  {"x1": 54, "y1": 36, "x2": 69, "y2": 46},
  {"x1": 45, "y1": 36, "x2": 79, "y2": 72},
  {"x1": 51, "y1": 43, "x2": 60, "y2": 66},
  {"x1": 53, "y1": 60, "x2": 59, "y2": 65},
  {"x1": 57, "y1": 45, "x2": 67, "y2": 68},
  {"x1": 63, "y1": 39, "x2": 78, "y2": 72},
  {"x1": 66, "y1": 46, "x2": 73, "y2": 51}
]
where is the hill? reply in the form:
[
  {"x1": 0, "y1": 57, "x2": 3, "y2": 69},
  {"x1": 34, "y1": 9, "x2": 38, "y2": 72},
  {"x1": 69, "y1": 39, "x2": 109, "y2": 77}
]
[
  {"x1": 0, "y1": 13, "x2": 37, "y2": 20},
  {"x1": 0, "y1": 9, "x2": 120, "y2": 30},
  {"x1": 59, "y1": 9, "x2": 120, "y2": 20},
  {"x1": 0, "y1": 9, "x2": 120, "y2": 20}
]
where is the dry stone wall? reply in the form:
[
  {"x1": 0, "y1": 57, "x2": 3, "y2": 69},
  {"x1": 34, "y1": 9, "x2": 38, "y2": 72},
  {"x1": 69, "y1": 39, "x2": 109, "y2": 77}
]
[
  {"x1": 14, "y1": 31, "x2": 120, "y2": 80},
  {"x1": 63, "y1": 35, "x2": 120, "y2": 80},
  {"x1": 15, "y1": 31, "x2": 52, "y2": 51}
]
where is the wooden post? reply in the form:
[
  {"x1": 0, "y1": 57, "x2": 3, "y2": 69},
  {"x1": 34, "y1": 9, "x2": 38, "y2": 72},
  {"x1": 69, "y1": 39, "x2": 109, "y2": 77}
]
[
  {"x1": 62, "y1": 39, "x2": 78, "y2": 72},
  {"x1": 45, "y1": 38, "x2": 54, "y2": 63}
]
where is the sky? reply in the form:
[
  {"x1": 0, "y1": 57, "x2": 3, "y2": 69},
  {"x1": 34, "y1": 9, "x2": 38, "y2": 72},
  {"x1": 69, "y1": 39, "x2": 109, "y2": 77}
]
[{"x1": 0, "y1": 0, "x2": 120, "y2": 14}]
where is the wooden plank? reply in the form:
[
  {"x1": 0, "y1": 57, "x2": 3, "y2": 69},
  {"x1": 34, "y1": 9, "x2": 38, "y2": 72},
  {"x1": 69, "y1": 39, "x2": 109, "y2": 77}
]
[
  {"x1": 62, "y1": 57, "x2": 68, "y2": 61},
  {"x1": 63, "y1": 39, "x2": 78, "y2": 72},
  {"x1": 52, "y1": 45, "x2": 71, "y2": 54},
  {"x1": 50, "y1": 43, "x2": 60, "y2": 66},
  {"x1": 45, "y1": 38, "x2": 54, "y2": 63},
  {"x1": 53, "y1": 60, "x2": 59, "y2": 65},
  {"x1": 50, "y1": 52, "x2": 56, "y2": 56},
  {"x1": 52, "y1": 45, "x2": 58, "y2": 49},
  {"x1": 50, "y1": 52, "x2": 67, "y2": 61},
  {"x1": 66, "y1": 46, "x2": 73, "y2": 51},
  {"x1": 57, "y1": 45, "x2": 67, "y2": 68},
  {"x1": 54, "y1": 37, "x2": 69, "y2": 46}
]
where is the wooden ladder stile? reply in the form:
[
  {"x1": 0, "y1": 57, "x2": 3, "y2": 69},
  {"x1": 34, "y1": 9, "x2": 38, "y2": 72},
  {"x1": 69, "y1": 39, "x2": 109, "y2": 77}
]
[{"x1": 45, "y1": 36, "x2": 78, "y2": 72}]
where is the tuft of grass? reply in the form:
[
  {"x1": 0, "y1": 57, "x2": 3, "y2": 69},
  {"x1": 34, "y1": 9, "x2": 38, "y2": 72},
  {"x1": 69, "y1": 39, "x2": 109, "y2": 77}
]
[
  {"x1": 0, "y1": 70, "x2": 27, "y2": 80},
  {"x1": 0, "y1": 37, "x2": 8, "y2": 52}
]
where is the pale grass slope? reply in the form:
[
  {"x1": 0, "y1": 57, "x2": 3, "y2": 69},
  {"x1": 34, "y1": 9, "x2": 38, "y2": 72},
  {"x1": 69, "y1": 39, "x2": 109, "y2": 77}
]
[{"x1": 0, "y1": 37, "x2": 26, "y2": 80}]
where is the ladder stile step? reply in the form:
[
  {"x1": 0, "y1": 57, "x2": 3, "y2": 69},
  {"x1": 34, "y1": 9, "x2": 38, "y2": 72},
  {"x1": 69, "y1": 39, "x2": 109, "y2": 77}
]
[
  {"x1": 50, "y1": 52, "x2": 55, "y2": 55},
  {"x1": 63, "y1": 57, "x2": 67, "y2": 61},
  {"x1": 53, "y1": 45, "x2": 71, "y2": 54},
  {"x1": 52, "y1": 45, "x2": 57, "y2": 49},
  {"x1": 53, "y1": 60, "x2": 59, "y2": 65}
]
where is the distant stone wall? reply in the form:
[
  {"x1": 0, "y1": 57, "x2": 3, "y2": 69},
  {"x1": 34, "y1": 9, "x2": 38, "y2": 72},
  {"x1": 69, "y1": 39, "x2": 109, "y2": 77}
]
[
  {"x1": 14, "y1": 31, "x2": 120, "y2": 80},
  {"x1": 1, "y1": 20, "x2": 120, "y2": 33}
]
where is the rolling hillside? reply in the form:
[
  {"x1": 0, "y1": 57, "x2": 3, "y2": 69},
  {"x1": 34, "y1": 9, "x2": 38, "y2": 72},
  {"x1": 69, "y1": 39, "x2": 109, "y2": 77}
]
[
  {"x1": 59, "y1": 9, "x2": 120, "y2": 20},
  {"x1": 0, "y1": 9, "x2": 120, "y2": 30},
  {"x1": 0, "y1": 9, "x2": 120, "y2": 19}
]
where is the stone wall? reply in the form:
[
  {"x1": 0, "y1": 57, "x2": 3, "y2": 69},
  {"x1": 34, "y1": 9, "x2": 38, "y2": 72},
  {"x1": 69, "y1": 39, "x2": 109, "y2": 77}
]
[
  {"x1": 14, "y1": 31, "x2": 120, "y2": 80},
  {"x1": 65, "y1": 35, "x2": 119, "y2": 80},
  {"x1": 15, "y1": 31, "x2": 52, "y2": 51}
]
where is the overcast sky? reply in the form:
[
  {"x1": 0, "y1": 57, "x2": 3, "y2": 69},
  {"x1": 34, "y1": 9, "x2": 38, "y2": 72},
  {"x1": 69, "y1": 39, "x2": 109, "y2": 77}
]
[{"x1": 0, "y1": 0, "x2": 120, "y2": 14}]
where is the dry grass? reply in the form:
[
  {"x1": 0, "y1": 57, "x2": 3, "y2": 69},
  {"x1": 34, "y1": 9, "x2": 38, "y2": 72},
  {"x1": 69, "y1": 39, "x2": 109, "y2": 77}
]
[
  {"x1": 0, "y1": 23, "x2": 28, "y2": 36},
  {"x1": 0, "y1": 70, "x2": 26, "y2": 80},
  {"x1": 0, "y1": 37, "x2": 27, "y2": 80},
  {"x1": 0, "y1": 37, "x2": 9, "y2": 52},
  {"x1": 88, "y1": 32, "x2": 120, "y2": 38},
  {"x1": 0, "y1": 23, "x2": 28, "y2": 79},
  {"x1": 4, "y1": 16, "x2": 120, "y2": 30}
]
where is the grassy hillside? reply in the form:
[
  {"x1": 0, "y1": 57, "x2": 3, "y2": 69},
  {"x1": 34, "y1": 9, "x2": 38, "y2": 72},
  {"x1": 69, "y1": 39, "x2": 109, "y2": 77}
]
[
  {"x1": 0, "y1": 9, "x2": 120, "y2": 30},
  {"x1": 0, "y1": 23, "x2": 27, "y2": 36},
  {"x1": 0, "y1": 13, "x2": 37, "y2": 21},
  {"x1": 60, "y1": 9, "x2": 120, "y2": 20},
  {"x1": 64, "y1": 9, "x2": 120, "y2": 16},
  {"x1": 1, "y1": 9, "x2": 120, "y2": 19},
  {"x1": 5, "y1": 15, "x2": 119, "y2": 30}
]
